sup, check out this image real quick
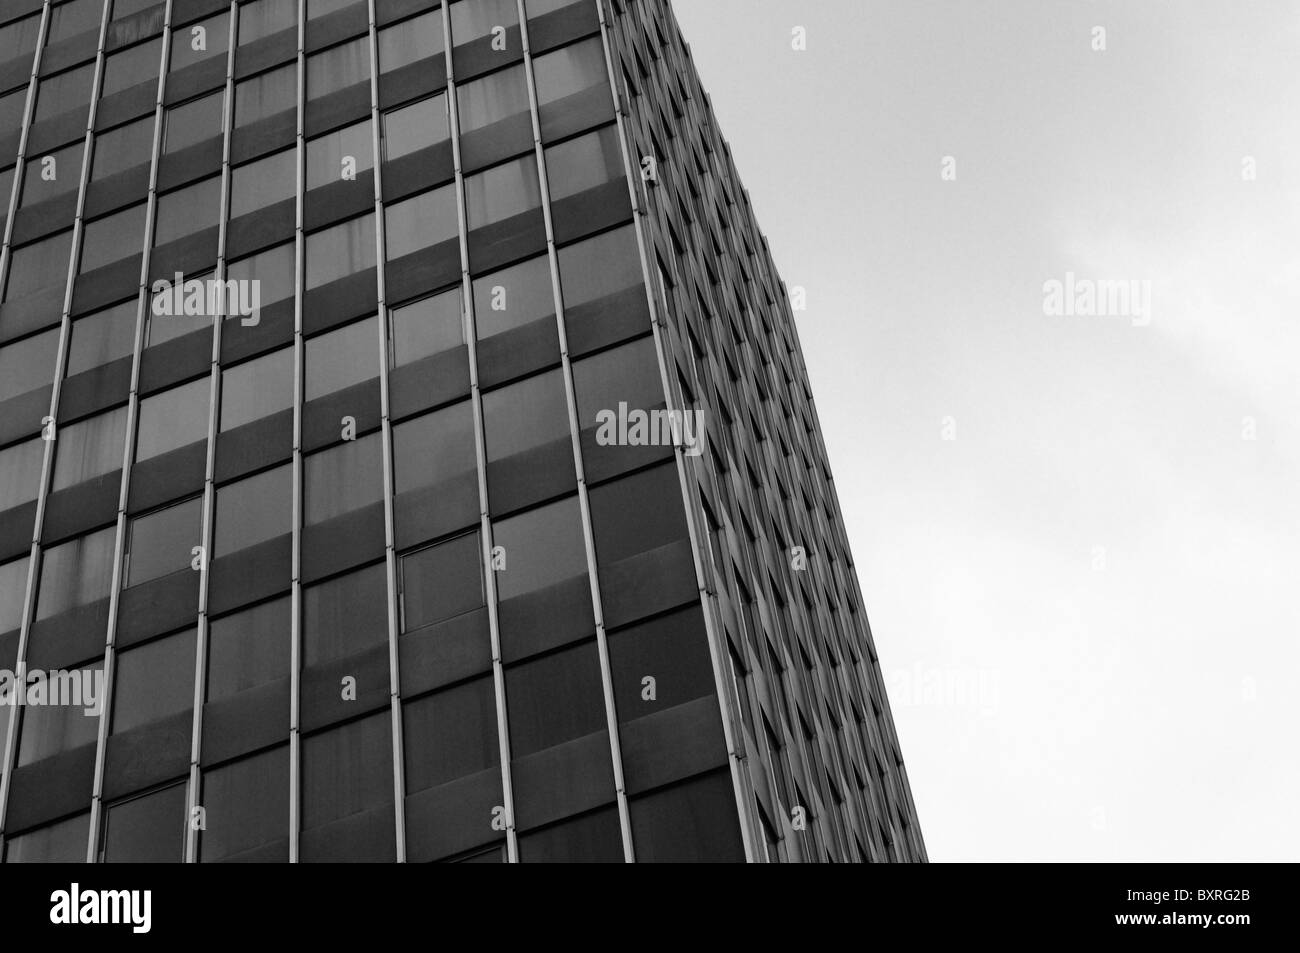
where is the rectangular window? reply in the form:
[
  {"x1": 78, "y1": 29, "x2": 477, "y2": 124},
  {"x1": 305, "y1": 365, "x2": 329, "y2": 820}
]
[
  {"x1": 21, "y1": 140, "x2": 84, "y2": 207},
  {"x1": 92, "y1": 116, "x2": 154, "y2": 179},
  {"x1": 47, "y1": 0, "x2": 101, "y2": 46},
  {"x1": 230, "y1": 148, "x2": 295, "y2": 218},
  {"x1": 465, "y1": 154, "x2": 540, "y2": 228},
  {"x1": 164, "y1": 91, "x2": 224, "y2": 153},
  {"x1": 389, "y1": 287, "x2": 463, "y2": 367},
  {"x1": 4, "y1": 231, "x2": 73, "y2": 301},
  {"x1": 456, "y1": 64, "x2": 527, "y2": 133},
  {"x1": 1, "y1": 813, "x2": 89, "y2": 864},
  {"x1": 558, "y1": 224, "x2": 642, "y2": 309},
  {"x1": 573, "y1": 335, "x2": 662, "y2": 431},
  {"x1": 17, "y1": 660, "x2": 103, "y2": 763},
  {"x1": 214, "y1": 464, "x2": 292, "y2": 556},
  {"x1": 67, "y1": 300, "x2": 138, "y2": 376},
  {"x1": 545, "y1": 124, "x2": 623, "y2": 201},
  {"x1": 135, "y1": 376, "x2": 210, "y2": 461},
  {"x1": 305, "y1": 213, "x2": 376, "y2": 289},
  {"x1": 170, "y1": 13, "x2": 229, "y2": 72},
  {"x1": 402, "y1": 676, "x2": 497, "y2": 795},
  {"x1": 305, "y1": 318, "x2": 379, "y2": 401},
  {"x1": 0, "y1": 557, "x2": 30, "y2": 634},
  {"x1": 449, "y1": 0, "x2": 517, "y2": 45},
  {"x1": 306, "y1": 119, "x2": 372, "y2": 191},
  {"x1": 35, "y1": 527, "x2": 116, "y2": 621},
  {"x1": 400, "y1": 531, "x2": 482, "y2": 632},
  {"x1": 235, "y1": 64, "x2": 295, "y2": 127},
  {"x1": 0, "y1": 328, "x2": 59, "y2": 403},
  {"x1": 52, "y1": 407, "x2": 128, "y2": 491},
  {"x1": 207, "y1": 597, "x2": 290, "y2": 700},
  {"x1": 377, "y1": 11, "x2": 442, "y2": 73},
  {"x1": 220, "y1": 347, "x2": 293, "y2": 431},
  {"x1": 303, "y1": 432, "x2": 383, "y2": 525},
  {"x1": 392, "y1": 400, "x2": 475, "y2": 495},
  {"x1": 124, "y1": 497, "x2": 202, "y2": 587},
  {"x1": 199, "y1": 747, "x2": 289, "y2": 862},
  {"x1": 307, "y1": 37, "x2": 367, "y2": 99},
  {"x1": 0, "y1": 438, "x2": 43, "y2": 512},
  {"x1": 534, "y1": 37, "x2": 607, "y2": 105},
  {"x1": 505, "y1": 641, "x2": 605, "y2": 756},
  {"x1": 80, "y1": 204, "x2": 147, "y2": 272},
  {"x1": 301, "y1": 712, "x2": 393, "y2": 835},
  {"x1": 471, "y1": 255, "x2": 553, "y2": 340},
  {"x1": 384, "y1": 187, "x2": 456, "y2": 260},
  {"x1": 101, "y1": 784, "x2": 186, "y2": 862},
  {"x1": 237, "y1": 0, "x2": 296, "y2": 45},
  {"x1": 227, "y1": 242, "x2": 294, "y2": 308},
  {"x1": 145, "y1": 269, "x2": 215, "y2": 348},
  {"x1": 302, "y1": 562, "x2": 387, "y2": 667},
  {"x1": 0, "y1": 13, "x2": 42, "y2": 64},
  {"x1": 111, "y1": 628, "x2": 197, "y2": 732},
  {"x1": 381, "y1": 94, "x2": 448, "y2": 162},
  {"x1": 34, "y1": 64, "x2": 93, "y2": 123},
  {"x1": 102, "y1": 40, "x2": 161, "y2": 98},
  {"x1": 482, "y1": 368, "x2": 571, "y2": 462},
  {"x1": 155, "y1": 177, "x2": 221, "y2": 245},
  {"x1": 491, "y1": 496, "x2": 586, "y2": 600}
]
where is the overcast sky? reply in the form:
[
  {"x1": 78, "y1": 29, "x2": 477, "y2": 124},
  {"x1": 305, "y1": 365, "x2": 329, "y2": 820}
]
[{"x1": 673, "y1": 0, "x2": 1300, "y2": 862}]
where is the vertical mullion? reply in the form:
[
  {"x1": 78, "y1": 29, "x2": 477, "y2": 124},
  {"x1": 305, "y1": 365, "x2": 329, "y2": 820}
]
[
  {"x1": 514, "y1": 0, "x2": 635, "y2": 863},
  {"x1": 288, "y1": 0, "x2": 306, "y2": 865}
]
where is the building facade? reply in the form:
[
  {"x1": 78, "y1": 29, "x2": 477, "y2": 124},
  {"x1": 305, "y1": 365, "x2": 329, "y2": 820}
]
[{"x1": 0, "y1": 0, "x2": 924, "y2": 862}]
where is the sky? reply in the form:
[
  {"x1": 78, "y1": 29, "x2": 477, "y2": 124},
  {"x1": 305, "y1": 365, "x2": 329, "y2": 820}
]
[{"x1": 672, "y1": 0, "x2": 1300, "y2": 862}]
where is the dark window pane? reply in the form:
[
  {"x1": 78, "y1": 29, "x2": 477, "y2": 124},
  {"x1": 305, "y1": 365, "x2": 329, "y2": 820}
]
[
  {"x1": 112, "y1": 0, "x2": 158, "y2": 19},
  {"x1": 573, "y1": 335, "x2": 662, "y2": 430},
  {"x1": 101, "y1": 783, "x2": 187, "y2": 862},
  {"x1": 163, "y1": 91, "x2": 224, "y2": 153},
  {"x1": 306, "y1": 119, "x2": 372, "y2": 191},
  {"x1": 200, "y1": 747, "x2": 289, "y2": 862},
  {"x1": 207, "y1": 597, "x2": 290, "y2": 699},
  {"x1": 526, "y1": 0, "x2": 573, "y2": 17},
  {"x1": 630, "y1": 770, "x2": 745, "y2": 862},
  {"x1": 67, "y1": 299, "x2": 138, "y2": 376},
  {"x1": 402, "y1": 676, "x2": 497, "y2": 794},
  {"x1": 227, "y1": 242, "x2": 294, "y2": 308},
  {"x1": 303, "y1": 431, "x2": 383, "y2": 524},
  {"x1": 482, "y1": 368, "x2": 570, "y2": 462},
  {"x1": 214, "y1": 464, "x2": 292, "y2": 556},
  {"x1": 170, "y1": 12, "x2": 229, "y2": 71},
  {"x1": 301, "y1": 711, "x2": 393, "y2": 831},
  {"x1": 81, "y1": 204, "x2": 147, "y2": 272},
  {"x1": 558, "y1": 224, "x2": 642, "y2": 309},
  {"x1": 450, "y1": 0, "x2": 517, "y2": 44},
  {"x1": 456, "y1": 64, "x2": 527, "y2": 133},
  {"x1": 145, "y1": 269, "x2": 215, "y2": 347},
  {"x1": 506, "y1": 640, "x2": 605, "y2": 756},
  {"x1": 381, "y1": 94, "x2": 447, "y2": 162},
  {"x1": 92, "y1": 116, "x2": 154, "y2": 178},
  {"x1": 111, "y1": 628, "x2": 196, "y2": 732},
  {"x1": 16, "y1": 659, "x2": 103, "y2": 761},
  {"x1": 392, "y1": 400, "x2": 475, "y2": 495},
  {"x1": 472, "y1": 254, "x2": 552, "y2": 340},
  {"x1": 53, "y1": 407, "x2": 128, "y2": 490},
  {"x1": 534, "y1": 37, "x2": 606, "y2": 105},
  {"x1": 377, "y1": 11, "x2": 442, "y2": 72},
  {"x1": 21, "y1": 140, "x2": 84, "y2": 206},
  {"x1": 0, "y1": 13, "x2": 43, "y2": 64},
  {"x1": 384, "y1": 187, "x2": 456, "y2": 259},
  {"x1": 155, "y1": 176, "x2": 221, "y2": 245},
  {"x1": 608, "y1": 605, "x2": 715, "y2": 721},
  {"x1": 306, "y1": 0, "x2": 353, "y2": 19},
  {"x1": 136, "y1": 376, "x2": 210, "y2": 460},
  {"x1": 0, "y1": 328, "x2": 59, "y2": 402},
  {"x1": 0, "y1": 89, "x2": 26, "y2": 132},
  {"x1": 238, "y1": 0, "x2": 296, "y2": 45},
  {"x1": 389, "y1": 286, "x2": 463, "y2": 366},
  {"x1": 125, "y1": 496, "x2": 201, "y2": 586},
  {"x1": 546, "y1": 124, "x2": 622, "y2": 200},
  {"x1": 235, "y1": 63, "x2": 295, "y2": 127},
  {"x1": 35, "y1": 64, "x2": 93, "y2": 122},
  {"x1": 302, "y1": 562, "x2": 387, "y2": 667},
  {"x1": 307, "y1": 37, "x2": 367, "y2": 99},
  {"x1": 2, "y1": 813, "x2": 89, "y2": 863},
  {"x1": 305, "y1": 318, "x2": 379, "y2": 401},
  {"x1": 0, "y1": 557, "x2": 29, "y2": 634},
  {"x1": 0, "y1": 438, "x2": 43, "y2": 511},
  {"x1": 518, "y1": 805, "x2": 623, "y2": 862},
  {"x1": 4, "y1": 231, "x2": 73, "y2": 301},
  {"x1": 231, "y1": 148, "x2": 294, "y2": 217},
  {"x1": 590, "y1": 461, "x2": 687, "y2": 564},
  {"x1": 102, "y1": 39, "x2": 161, "y2": 96},
  {"x1": 492, "y1": 496, "x2": 586, "y2": 600},
  {"x1": 305, "y1": 213, "x2": 375, "y2": 289},
  {"x1": 465, "y1": 154, "x2": 539, "y2": 228},
  {"x1": 47, "y1": 0, "x2": 102, "y2": 46},
  {"x1": 220, "y1": 347, "x2": 292, "y2": 431},
  {"x1": 400, "y1": 530, "x2": 482, "y2": 632}
]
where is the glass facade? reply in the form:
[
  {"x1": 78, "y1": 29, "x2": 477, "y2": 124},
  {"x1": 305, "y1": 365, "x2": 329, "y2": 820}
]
[{"x1": 0, "y1": 0, "x2": 921, "y2": 865}]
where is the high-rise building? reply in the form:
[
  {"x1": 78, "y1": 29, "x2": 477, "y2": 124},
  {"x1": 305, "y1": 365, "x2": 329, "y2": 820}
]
[{"x1": 0, "y1": 0, "x2": 923, "y2": 863}]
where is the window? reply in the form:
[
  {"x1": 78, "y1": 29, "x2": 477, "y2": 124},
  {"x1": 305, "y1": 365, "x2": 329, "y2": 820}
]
[
  {"x1": 101, "y1": 784, "x2": 187, "y2": 862},
  {"x1": 113, "y1": 0, "x2": 160, "y2": 19},
  {"x1": 384, "y1": 187, "x2": 456, "y2": 260},
  {"x1": 630, "y1": 770, "x2": 745, "y2": 862},
  {"x1": 219, "y1": 347, "x2": 293, "y2": 431},
  {"x1": 392, "y1": 401, "x2": 475, "y2": 495},
  {"x1": 207, "y1": 597, "x2": 290, "y2": 700},
  {"x1": 67, "y1": 300, "x2": 138, "y2": 375},
  {"x1": 21, "y1": 140, "x2": 84, "y2": 206},
  {"x1": 526, "y1": 0, "x2": 575, "y2": 17},
  {"x1": 170, "y1": 12, "x2": 229, "y2": 71},
  {"x1": 306, "y1": 119, "x2": 372, "y2": 191},
  {"x1": 163, "y1": 91, "x2": 224, "y2": 153},
  {"x1": 47, "y1": 0, "x2": 101, "y2": 46},
  {"x1": 227, "y1": 242, "x2": 294, "y2": 308},
  {"x1": 302, "y1": 562, "x2": 387, "y2": 667},
  {"x1": 230, "y1": 148, "x2": 295, "y2": 218},
  {"x1": 4, "y1": 231, "x2": 73, "y2": 301},
  {"x1": 0, "y1": 328, "x2": 59, "y2": 403},
  {"x1": 303, "y1": 432, "x2": 383, "y2": 524},
  {"x1": 199, "y1": 747, "x2": 289, "y2": 862},
  {"x1": 145, "y1": 270, "x2": 215, "y2": 347},
  {"x1": 589, "y1": 462, "x2": 687, "y2": 564},
  {"x1": 301, "y1": 712, "x2": 393, "y2": 833},
  {"x1": 305, "y1": 214, "x2": 375, "y2": 289},
  {"x1": 491, "y1": 496, "x2": 587, "y2": 600},
  {"x1": 155, "y1": 177, "x2": 221, "y2": 245},
  {"x1": 558, "y1": 224, "x2": 642, "y2": 308},
  {"x1": 377, "y1": 11, "x2": 442, "y2": 72},
  {"x1": 465, "y1": 154, "x2": 540, "y2": 228},
  {"x1": 135, "y1": 377, "x2": 210, "y2": 461},
  {"x1": 214, "y1": 465, "x2": 292, "y2": 556},
  {"x1": 1, "y1": 813, "x2": 89, "y2": 864},
  {"x1": 111, "y1": 628, "x2": 196, "y2": 732},
  {"x1": 534, "y1": 37, "x2": 607, "y2": 105},
  {"x1": 0, "y1": 557, "x2": 30, "y2": 634},
  {"x1": 124, "y1": 497, "x2": 201, "y2": 586},
  {"x1": 92, "y1": 116, "x2": 154, "y2": 178},
  {"x1": 305, "y1": 319, "x2": 379, "y2": 401},
  {"x1": 235, "y1": 64, "x2": 295, "y2": 127},
  {"x1": 506, "y1": 641, "x2": 605, "y2": 756},
  {"x1": 0, "y1": 89, "x2": 25, "y2": 132},
  {"x1": 381, "y1": 94, "x2": 448, "y2": 162},
  {"x1": 237, "y1": 0, "x2": 296, "y2": 45},
  {"x1": 482, "y1": 368, "x2": 571, "y2": 462},
  {"x1": 389, "y1": 287, "x2": 463, "y2": 366},
  {"x1": 0, "y1": 13, "x2": 42, "y2": 64},
  {"x1": 35, "y1": 527, "x2": 116, "y2": 621},
  {"x1": 0, "y1": 438, "x2": 43, "y2": 511},
  {"x1": 573, "y1": 335, "x2": 662, "y2": 430},
  {"x1": 80, "y1": 204, "x2": 147, "y2": 272},
  {"x1": 400, "y1": 531, "x2": 482, "y2": 632},
  {"x1": 307, "y1": 37, "x2": 367, "y2": 99},
  {"x1": 608, "y1": 605, "x2": 714, "y2": 720},
  {"x1": 102, "y1": 40, "x2": 161, "y2": 97},
  {"x1": 449, "y1": 0, "x2": 517, "y2": 45},
  {"x1": 403, "y1": 676, "x2": 496, "y2": 794},
  {"x1": 471, "y1": 255, "x2": 553, "y2": 340},
  {"x1": 17, "y1": 660, "x2": 103, "y2": 762},
  {"x1": 518, "y1": 805, "x2": 623, "y2": 862},
  {"x1": 546, "y1": 124, "x2": 623, "y2": 201},
  {"x1": 456, "y1": 64, "x2": 527, "y2": 133},
  {"x1": 306, "y1": 0, "x2": 354, "y2": 19},
  {"x1": 52, "y1": 407, "x2": 128, "y2": 490},
  {"x1": 34, "y1": 64, "x2": 93, "y2": 122}
]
